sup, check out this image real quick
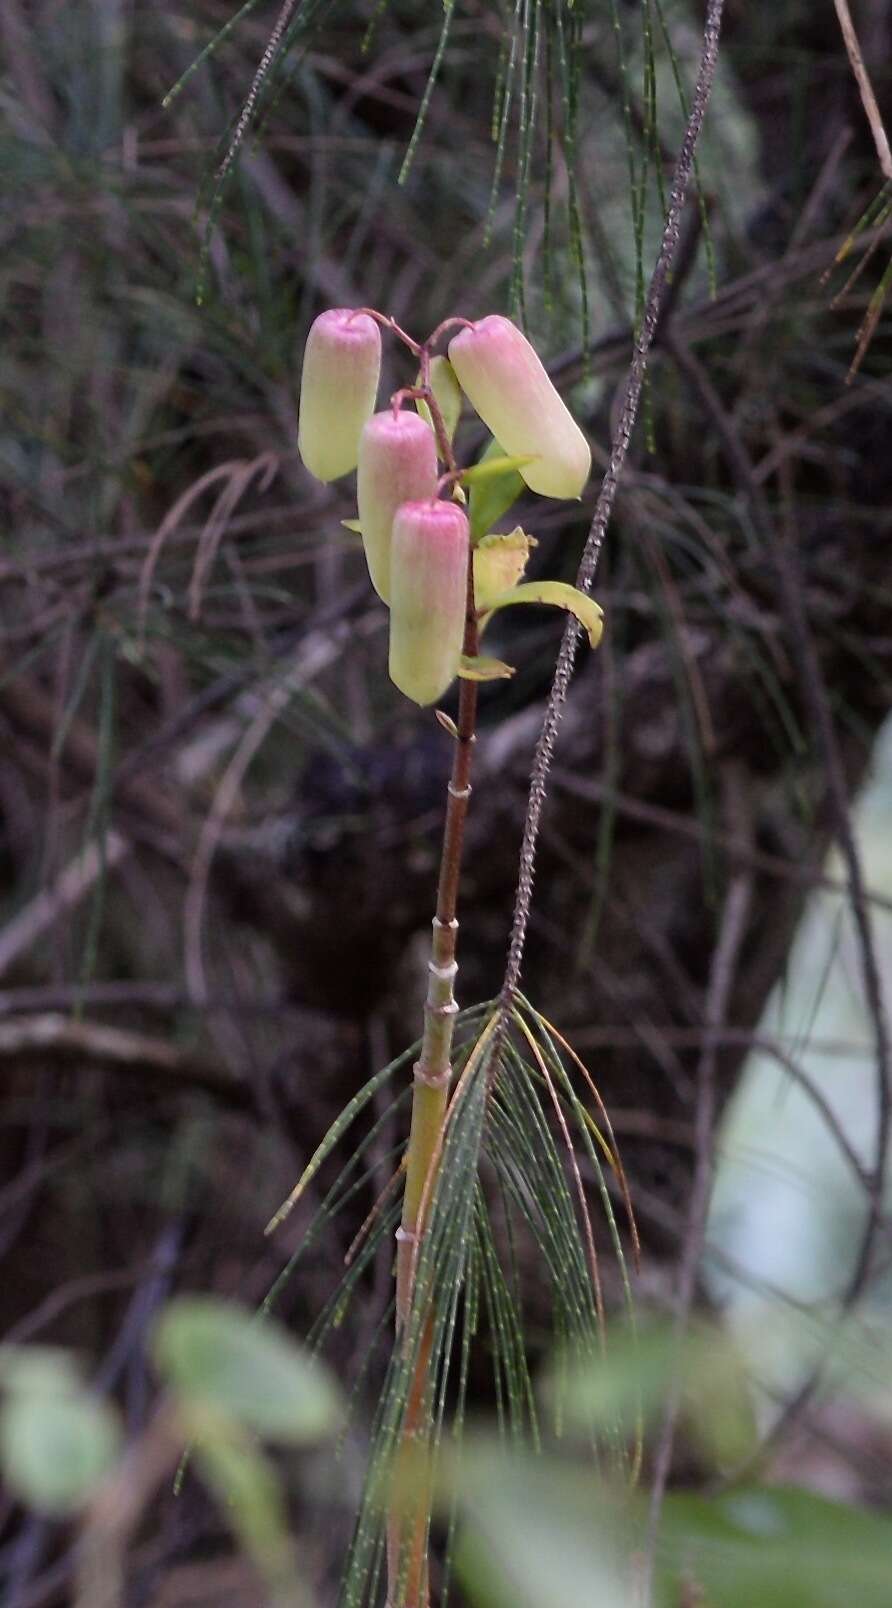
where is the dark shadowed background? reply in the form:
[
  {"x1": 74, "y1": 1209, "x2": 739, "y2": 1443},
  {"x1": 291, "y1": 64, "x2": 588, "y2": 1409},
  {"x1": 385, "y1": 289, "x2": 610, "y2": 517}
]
[{"x1": 3, "y1": 1, "x2": 892, "y2": 1602}]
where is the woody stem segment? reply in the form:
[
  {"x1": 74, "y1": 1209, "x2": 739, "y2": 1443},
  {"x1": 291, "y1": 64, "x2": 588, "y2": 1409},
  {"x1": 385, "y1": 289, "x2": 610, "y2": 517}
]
[{"x1": 394, "y1": 350, "x2": 478, "y2": 1334}]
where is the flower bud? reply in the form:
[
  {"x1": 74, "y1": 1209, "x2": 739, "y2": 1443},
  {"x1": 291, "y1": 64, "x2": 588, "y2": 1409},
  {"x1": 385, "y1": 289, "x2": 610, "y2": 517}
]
[
  {"x1": 298, "y1": 309, "x2": 381, "y2": 482},
  {"x1": 357, "y1": 410, "x2": 438, "y2": 602},
  {"x1": 389, "y1": 500, "x2": 470, "y2": 706},
  {"x1": 448, "y1": 315, "x2": 590, "y2": 499}
]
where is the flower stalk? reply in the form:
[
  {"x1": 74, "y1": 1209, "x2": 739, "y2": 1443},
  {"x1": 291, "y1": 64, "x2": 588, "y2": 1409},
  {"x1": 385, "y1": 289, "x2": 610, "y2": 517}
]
[
  {"x1": 394, "y1": 354, "x2": 479, "y2": 1336},
  {"x1": 388, "y1": 357, "x2": 480, "y2": 1608}
]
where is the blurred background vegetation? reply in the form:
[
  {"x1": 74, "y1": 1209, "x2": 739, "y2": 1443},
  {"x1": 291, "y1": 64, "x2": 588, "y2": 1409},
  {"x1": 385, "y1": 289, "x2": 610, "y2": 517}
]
[{"x1": 3, "y1": 0, "x2": 892, "y2": 1602}]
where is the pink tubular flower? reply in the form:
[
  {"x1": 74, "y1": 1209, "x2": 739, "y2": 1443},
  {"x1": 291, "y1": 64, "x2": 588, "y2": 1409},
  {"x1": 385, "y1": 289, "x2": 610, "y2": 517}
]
[
  {"x1": 357, "y1": 410, "x2": 438, "y2": 603},
  {"x1": 388, "y1": 500, "x2": 470, "y2": 706},
  {"x1": 448, "y1": 315, "x2": 591, "y2": 499},
  {"x1": 298, "y1": 309, "x2": 381, "y2": 482}
]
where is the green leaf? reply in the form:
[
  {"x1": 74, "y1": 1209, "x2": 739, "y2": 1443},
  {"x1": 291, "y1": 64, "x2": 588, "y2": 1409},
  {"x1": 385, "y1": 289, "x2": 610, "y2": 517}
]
[
  {"x1": 0, "y1": 1390, "x2": 121, "y2": 1514},
  {"x1": 449, "y1": 1445, "x2": 630, "y2": 1608},
  {"x1": 461, "y1": 453, "x2": 536, "y2": 485},
  {"x1": 473, "y1": 528, "x2": 535, "y2": 609},
  {"x1": 451, "y1": 1451, "x2": 892, "y2": 1608},
  {"x1": 0, "y1": 1346, "x2": 83, "y2": 1398},
  {"x1": 468, "y1": 438, "x2": 527, "y2": 542},
  {"x1": 458, "y1": 654, "x2": 516, "y2": 682},
  {"x1": 549, "y1": 1321, "x2": 758, "y2": 1469},
  {"x1": 195, "y1": 1422, "x2": 300, "y2": 1603},
  {"x1": 481, "y1": 581, "x2": 604, "y2": 648},
  {"x1": 659, "y1": 1485, "x2": 892, "y2": 1607},
  {"x1": 153, "y1": 1297, "x2": 342, "y2": 1444}
]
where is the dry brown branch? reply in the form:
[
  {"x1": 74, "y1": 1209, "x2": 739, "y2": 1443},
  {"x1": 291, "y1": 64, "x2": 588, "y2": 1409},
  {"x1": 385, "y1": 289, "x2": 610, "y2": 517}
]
[
  {"x1": 0, "y1": 1013, "x2": 234, "y2": 1096},
  {"x1": 182, "y1": 618, "x2": 357, "y2": 1002},
  {"x1": 833, "y1": 0, "x2": 892, "y2": 180},
  {"x1": 0, "y1": 833, "x2": 129, "y2": 980},
  {"x1": 500, "y1": 0, "x2": 727, "y2": 1008}
]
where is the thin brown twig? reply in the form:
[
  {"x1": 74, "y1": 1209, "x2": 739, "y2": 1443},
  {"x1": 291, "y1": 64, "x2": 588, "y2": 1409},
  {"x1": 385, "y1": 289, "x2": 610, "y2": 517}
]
[
  {"x1": 499, "y1": 0, "x2": 726, "y2": 1012},
  {"x1": 4, "y1": 1268, "x2": 146, "y2": 1349},
  {"x1": 547, "y1": 768, "x2": 892, "y2": 916},
  {"x1": 0, "y1": 832, "x2": 130, "y2": 980},
  {"x1": 187, "y1": 452, "x2": 279, "y2": 622},
  {"x1": 75, "y1": 1402, "x2": 184, "y2": 1608},
  {"x1": 137, "y1": 460, "x2": 257, "y2": 652},
  {"x1": 571, "y1": 1025, "x2": 869, "y2": 1192},
  {"x1": 182, "y1": 621, "x2": 353, "y2": 1003},
  {"x1": 0, "y1": 980, "x2": 290, "y2": 1017},
  {"x1": 833, "y1": 0, "x2": 892, "y2": 180},
  {"x1": 0, "y1": 1012, "x2": 237, "y2": 1098},
  {"x1": 212, "y1": 0, "x2": 301, "y2": 189}
]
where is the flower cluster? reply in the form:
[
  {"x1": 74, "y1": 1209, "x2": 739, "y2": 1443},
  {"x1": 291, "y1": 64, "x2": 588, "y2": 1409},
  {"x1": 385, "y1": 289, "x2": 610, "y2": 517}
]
[{"x1": 297, "y1": 309, "x2": 600, "y2": 705}]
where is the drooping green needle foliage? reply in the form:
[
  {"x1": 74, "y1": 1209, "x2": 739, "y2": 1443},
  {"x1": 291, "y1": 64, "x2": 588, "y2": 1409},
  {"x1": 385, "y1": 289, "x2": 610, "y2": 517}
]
[
  {"x1": 262, "y1": 1000, "x2": 639, "y2": 1605},
  {"x1": 825, "y1": 179, "x2": 892, "y2": 377},
  {"x1": 168, "y1": 0, "x2": 712, "y2": 333}
]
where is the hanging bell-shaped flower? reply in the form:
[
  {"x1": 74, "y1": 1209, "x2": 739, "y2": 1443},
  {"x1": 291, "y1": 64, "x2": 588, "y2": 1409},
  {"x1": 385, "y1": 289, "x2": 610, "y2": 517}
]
[
  {"x1": 448, "y1": 315, "x2": 590, "y2": 500},
  {"x1": 357, "y1": 410, "x2": 438, "y2": 602},
  {"x1": 388, "y1": 500, "x2": 470, "y2": 706},
  {"x1": 298, "y1": 309, "x2": 382, "y2": 482}
]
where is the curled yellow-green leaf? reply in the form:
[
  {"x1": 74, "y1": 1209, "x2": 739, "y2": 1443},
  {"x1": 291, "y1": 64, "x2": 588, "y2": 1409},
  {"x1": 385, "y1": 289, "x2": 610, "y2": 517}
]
[
  {"x1": 473, "y1": 527, "x2": 536, "y2": 609},
  {"x1": 480, "y1": 580, "x2": 604, "y2": 648},
  {"x1": 458, "y1": 653, "x2": 516, "y2": 681}
]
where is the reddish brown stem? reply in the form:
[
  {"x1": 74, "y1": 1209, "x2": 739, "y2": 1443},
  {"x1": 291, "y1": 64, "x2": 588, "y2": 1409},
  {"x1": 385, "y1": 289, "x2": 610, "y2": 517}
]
[
  {"x1": 426, "y1": 315, "x2": 474, "y2": 349},
  {"x1": 387, "y1": 361, "x2": 480, "y2": 1608},
  {"x1": 354, "y1": 307, "x2": 422, "y2": 355},
  {"x1": 435, "y1": 583, "x2": 479, "y2": 927}
]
